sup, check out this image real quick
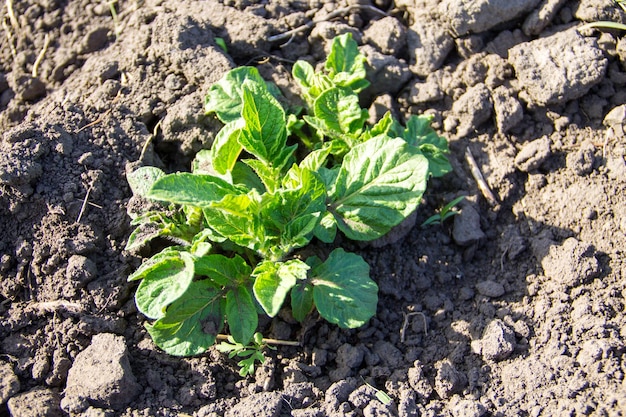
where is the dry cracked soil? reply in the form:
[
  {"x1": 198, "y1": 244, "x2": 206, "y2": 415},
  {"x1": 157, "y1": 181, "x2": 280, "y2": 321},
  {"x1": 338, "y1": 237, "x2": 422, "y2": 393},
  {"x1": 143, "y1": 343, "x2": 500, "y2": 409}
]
[{"x1": 1, "y1": 0, "x2": 626, "y2": 416}]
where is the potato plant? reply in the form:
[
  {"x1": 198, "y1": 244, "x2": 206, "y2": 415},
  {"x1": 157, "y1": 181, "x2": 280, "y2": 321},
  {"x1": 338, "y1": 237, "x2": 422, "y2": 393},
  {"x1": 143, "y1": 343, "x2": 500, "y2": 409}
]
[{"x1": 125, "y1": 34, "x2": 451, "y2": 365}]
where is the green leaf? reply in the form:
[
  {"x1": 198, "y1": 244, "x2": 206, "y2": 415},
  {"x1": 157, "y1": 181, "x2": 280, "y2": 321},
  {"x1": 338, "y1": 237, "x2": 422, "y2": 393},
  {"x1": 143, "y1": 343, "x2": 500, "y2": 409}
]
[
  {"x1": 401, "y1": 115, "x2": 451, "y2": 178},
  {"x1": 145, "y1": 280, "x2": 224, "y2": 356},
  {"x1": 291, "y1": 279, "x2": 314, "y2": 322},
  {"x1": 292, "y1": 60, "x2": 315, "y2": 91},
  {"x1": 128, "y1": 247, "x2": 183, "y2": 282},
  {"x1": 329, "y1": 135, "x2": 429, "y2": 240},
  {"x1": 311, "y1": 248, "x2": 378, "y2": 328},
  {"x1": 252, "y1": 259, "x2": 308, "y2": 317},
  {"x1": 127, "y1": 166, "x2": 166, "y2": 197},
  {"x1": 147, "y1": 173, "x2": 242, "y2": 207},
  {"x1": 203, "y1": 192, "x2": 262, "y2": 250},
  {"x1": 313, "y1": 86, "x2": 367, "y2": 139},
  {"x1": 135, "y1": 251, "x2": 195, "y2": 319},
  {"x1": 210, "y1": 119, "x2": 245, "y2": 175},
  {"x1": 205, "y1": 66, "x2": 266, "y2": 123},
  {"x1": 239, "y1": 79, "x2": 292, "y2": 169},
  {"x1": 325, "y1": 33, "x2": 369, "y2": 92},
  {"x1": 226, "y1": 286, "x2": 258, "y2": 345},
  {"x1": 313, "y1": 211, "x2": 337, "y2": 243},
  {"x1": 125, "y1": 223, "x2": 169, "y2": 251},
  {"x1": 194, "y1": 254, "x2": 252, "y2": 287}
]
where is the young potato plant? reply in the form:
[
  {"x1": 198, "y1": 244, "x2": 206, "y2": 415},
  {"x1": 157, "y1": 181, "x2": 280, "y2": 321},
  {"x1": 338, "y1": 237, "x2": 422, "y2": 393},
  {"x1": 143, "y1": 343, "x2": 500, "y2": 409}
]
[{"x1": 126, "y1": 33, "x2": 451, "y2": 368}]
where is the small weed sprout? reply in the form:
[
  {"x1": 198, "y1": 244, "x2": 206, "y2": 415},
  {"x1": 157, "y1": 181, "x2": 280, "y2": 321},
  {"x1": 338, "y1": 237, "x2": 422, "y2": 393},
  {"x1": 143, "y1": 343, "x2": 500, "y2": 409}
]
[{"x1": 421, "y1": 196, "x2": 465, "y2": 227}]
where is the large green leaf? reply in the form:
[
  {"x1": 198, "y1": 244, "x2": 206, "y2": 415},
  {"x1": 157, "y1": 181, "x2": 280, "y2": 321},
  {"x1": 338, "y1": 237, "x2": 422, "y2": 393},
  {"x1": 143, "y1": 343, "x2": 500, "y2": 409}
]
[
  {"x1": 194, "y1": 254, "x2": 252, "y2": 287},
  {"x1": 225, "y1": 286, "x2": 258, "y2": 345},
  {"x1": 135, "y1": 251, "x2": 195, "y2": 319},
  {"x1": 204, "y1": 66, "x2": 266, "y2": 123},
  {"x1": 239, "y1": 79, "x2": 293, "y2": 169},
  {"x1": 145, "y1": 280, "x2": 224, "y2": 356},
  {"x1": 329, "y1": 135, "x2": 429, "y2": 240},
  {"x1": 311, "y1": 249, "x2": 378, "y2": 328},
  {"x1": 147, "y1": 173, "x2": 241, "y2": 207},
  {"x1": 252, "y1": 259, "x2": 308, "y2": 317}
]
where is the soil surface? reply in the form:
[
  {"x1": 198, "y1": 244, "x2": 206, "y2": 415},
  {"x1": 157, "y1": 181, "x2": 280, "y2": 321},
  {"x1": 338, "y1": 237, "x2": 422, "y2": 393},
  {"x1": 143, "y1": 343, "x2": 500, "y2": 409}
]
[{"x1": 1, "y1": 0, "x2": 626, "y2": 416}]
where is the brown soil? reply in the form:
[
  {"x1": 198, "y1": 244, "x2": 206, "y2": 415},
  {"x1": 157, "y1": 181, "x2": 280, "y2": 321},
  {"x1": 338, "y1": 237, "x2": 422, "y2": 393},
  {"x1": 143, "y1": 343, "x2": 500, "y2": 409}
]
[{"x1": 1, "y1": 0, "x2": 626, "y2": 416}]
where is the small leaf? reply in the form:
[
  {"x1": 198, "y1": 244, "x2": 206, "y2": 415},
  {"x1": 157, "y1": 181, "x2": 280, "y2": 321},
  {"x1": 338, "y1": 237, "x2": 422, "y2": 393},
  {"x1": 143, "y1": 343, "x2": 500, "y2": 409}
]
[
  {"x1": 127, "y1": 166, "x2": 166, "y2": 197},
  {"x1": 311, "y1": 248, "x2": 378, "y2": 328},
  {"x1": 225, "y1": 286, "x2": 258, "y2": 345},
  {"x1": 194, "y1": 254, "x2": 252, "y2": 287},
  {"x1": 253, "y1": 260, "x2": 308, "y2": 317},
  {"x1": 148, "y1": 173, "x2": 241, "y2": 207},
  {"x1": 291, "y1": 279, "x2": 314, "y2": 323},
  {"x1": 203, "y1": 192, "x2": 262, "y2": 250},
  {"x1": 210, "y1": 119, "x2": 245, "y2": 175},
  {"x1": 313, "y1": 211, "x2": 337, "y2": 243},
  {"x1": 135, "y1": 251, "x2": 195, "y2": 319},
  {"x1": 325, "y1": 33, "x2": 369, "y2": 92},
  {"x1": 313, "y1": 86, "x2": 367, "y2": 139},
  {"x1": 145, "y1": 280, "x2": 224, "y2": 356},
  {"x1": 205, "y1": 66, "x2": 266, "y2": 123}
]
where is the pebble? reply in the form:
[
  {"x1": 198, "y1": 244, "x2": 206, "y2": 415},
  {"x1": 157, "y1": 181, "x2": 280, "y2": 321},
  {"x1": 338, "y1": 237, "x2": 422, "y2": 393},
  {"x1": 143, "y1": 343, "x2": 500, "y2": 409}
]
[
  {"x1": 514, "y1": 136, "x2": 551, "y2": 172},
  {"x1": 476, "y1": 280, "x2": 506, "y2": 298},
  {"x1": 7, "y1": 388, "x2": 62, "y2": 417},
  {"x1": 477, "y1": 319, "x2": 516, "y2": 361},
  {"x1": 0, "y1": 361, "x2": 20, "y2": 404},
  {"x1": 61, "y1": 333, "x2": 141, "y2": 413},
  {"x1": 452, "y1": 204, "x2": 486, "y2": 246}
]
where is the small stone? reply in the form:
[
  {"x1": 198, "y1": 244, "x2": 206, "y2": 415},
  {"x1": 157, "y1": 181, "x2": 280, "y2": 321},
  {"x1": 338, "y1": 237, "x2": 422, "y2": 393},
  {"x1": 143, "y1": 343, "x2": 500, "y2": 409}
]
[
  {"x1": 225, "y1": 392, "x2": 282, "y2": 417},
  {"x1": 492, "y1": 85, "x2": 524, "y2": 134},
  {"x1": 363, "y1": 16, "x2": 406, "y2": 56},
  {"x1": 566, "y1": 141, "x2": 595, "y2": 176},
  {"x1": 407, "y1": 18, "x2": 454, "y2": 76},
  {"x1": 61, "y1": 333, "x2": 141, "y2": 413},
  {"x1": 440, "y1": 0, "x2": 541, "y2": 35},
  {"x1": 7, "y1": 388, "x2": 62, "y2": 417},
  {"x1": 434, "y1": 360, "x2": 466, "y2": 399},
  {"x1": 336, "y1": 344, "x2": 364, "y2": 369},
  {"x1": 66, "y1": 255, "x2": 97, "y2": 286},
  {"x1": 476, "y1": 280, "x2": 505, "y2": 298},
  {"x1": 448, "y1": 83, "x2": 493, "y2": 138},
  {"x1": 479, "y1": 319, "x2": 516, "y2": 361},
  {"x1": 9, "y1": 74, "x2": 46, "y2": 102},
  {"x1": 533, "y1": 237, "x2": 600, "y2": 288},
  {"x1": 452, "y1": 204, "x2": 485, "y2": 246},
  {"x1": 515, "y1": 136, "x2": 551, "y2": 172},
  {"x1": 81, "y1": 27, "x2": 111, "y2": 54},
  {"x1": 0, "y1": 361, "x2": 20, "y2": 404}
]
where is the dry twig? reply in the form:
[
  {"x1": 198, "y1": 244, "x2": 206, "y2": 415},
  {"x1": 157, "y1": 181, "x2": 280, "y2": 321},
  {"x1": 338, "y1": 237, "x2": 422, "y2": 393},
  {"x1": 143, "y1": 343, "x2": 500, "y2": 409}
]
[
  {"x1": 32, "y1": 33, "x2": 51, "y2": 78},
  {"x1": 268, "y1": 5, "x2": 388, "y2": 43},
  {"x1": 464, "y1": 147, "x2": 500, "y2": 209},
  {"x1": 400, "y1": 311, "x2": 428, "y2": 343}
]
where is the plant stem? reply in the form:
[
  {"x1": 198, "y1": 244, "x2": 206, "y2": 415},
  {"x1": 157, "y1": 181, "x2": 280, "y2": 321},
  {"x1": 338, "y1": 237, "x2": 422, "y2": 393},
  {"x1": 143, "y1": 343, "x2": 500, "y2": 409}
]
[{"x1": 215, "y1": 334, "x2": 300, "y2": 347}]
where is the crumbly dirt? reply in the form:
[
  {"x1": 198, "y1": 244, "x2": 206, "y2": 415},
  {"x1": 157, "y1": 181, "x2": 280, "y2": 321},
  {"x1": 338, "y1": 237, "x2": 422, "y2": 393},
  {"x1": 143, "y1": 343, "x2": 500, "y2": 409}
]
[{"x1": 1, "y1": 0, "x2": 626, "y2": 416}]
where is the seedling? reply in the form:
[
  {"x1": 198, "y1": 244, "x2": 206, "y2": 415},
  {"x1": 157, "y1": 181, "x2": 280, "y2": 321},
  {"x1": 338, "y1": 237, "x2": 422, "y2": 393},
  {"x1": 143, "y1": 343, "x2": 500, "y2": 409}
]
[
  {"x1": 578, "y1": 21, "x2": 626, "y2": 31},
  {"x1": 421, "y1": 196, "x2": 464, "y2": 227},
  {"x1": 361, "y1": 377, "x2": 392, "y2": 405},
  {"x1": 216, "y1": 333, "x2": 275, "y2": 377},
  {"x1": 126, "y1": 34, "x2": 451, "y2": 373}
]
